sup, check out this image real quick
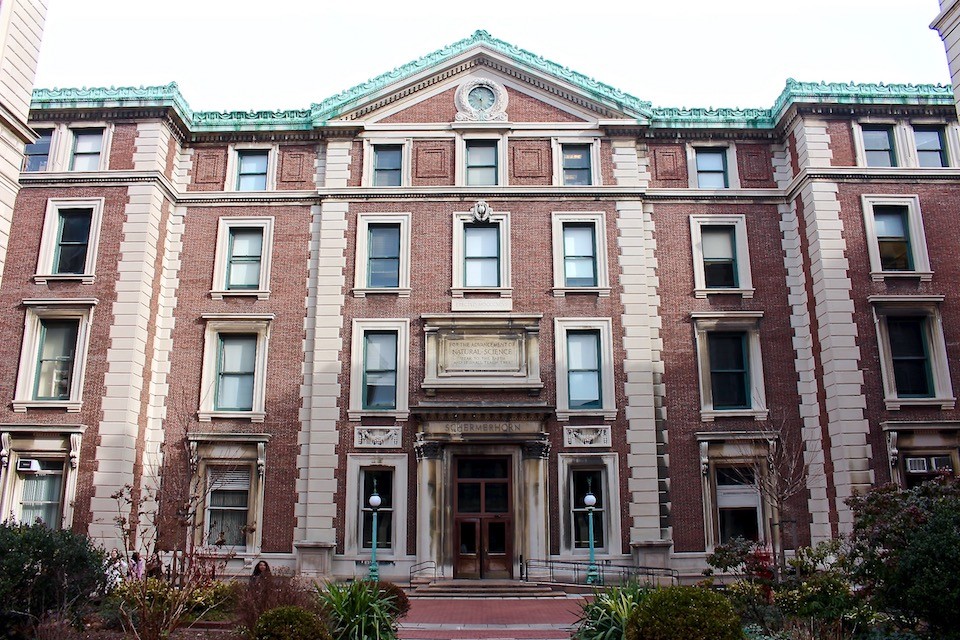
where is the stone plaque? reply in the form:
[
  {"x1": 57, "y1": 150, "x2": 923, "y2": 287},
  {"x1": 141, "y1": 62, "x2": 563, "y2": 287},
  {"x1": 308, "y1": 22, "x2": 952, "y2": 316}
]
[
  {"x1": 422, "y1": 419, "x2": 542, "y2": 438},
  {"x1": 441, "y1": 335, "x2": 522, "y2": 374}
]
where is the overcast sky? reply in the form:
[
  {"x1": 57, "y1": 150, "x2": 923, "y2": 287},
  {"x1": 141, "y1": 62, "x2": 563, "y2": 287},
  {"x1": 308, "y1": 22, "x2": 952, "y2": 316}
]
[{"x1": 34, "y1": 0, "x2": 951, "y2": 113}]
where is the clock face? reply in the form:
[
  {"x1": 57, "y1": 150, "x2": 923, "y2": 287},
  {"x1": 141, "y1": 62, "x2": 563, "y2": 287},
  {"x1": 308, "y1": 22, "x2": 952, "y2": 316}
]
[{"x1": 468, "y1": 86, "x2": 496, "y2": 110}]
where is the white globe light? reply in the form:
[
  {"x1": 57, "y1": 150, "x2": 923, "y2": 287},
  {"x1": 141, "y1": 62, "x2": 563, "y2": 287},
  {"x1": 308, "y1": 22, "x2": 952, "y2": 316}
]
[
  {"x1": 584, "y1": 492, "x2": 597, "y2": 508},
  {"x1": 368, "y1": 493, "x2": 382, "y2": 509}
]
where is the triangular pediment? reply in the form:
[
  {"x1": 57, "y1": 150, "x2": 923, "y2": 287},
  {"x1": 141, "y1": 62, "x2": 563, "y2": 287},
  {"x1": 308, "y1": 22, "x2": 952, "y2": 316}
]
[{"x1": 310, "y1": 31, "x2": 652, "y2": 125}]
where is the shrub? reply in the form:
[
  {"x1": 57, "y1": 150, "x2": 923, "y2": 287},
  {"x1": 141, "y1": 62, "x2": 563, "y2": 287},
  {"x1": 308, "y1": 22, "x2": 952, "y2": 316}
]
[
  {"x1": 0, "y1": 522, "x2": 106, "y2": 638},
  {"x1": 374, "y1": 581, "x2": 410, "y2": 619},
  {"x1": 625, "y1": 585, "x2": 743, "y2": 640},
  {"x1": 574, "y1": 581, "x2": 650, "y2": 640},
  {"x1": 235, "y1": 570, "x2": 316, "y2": 634},
  {"x1": 253, "y1": 605, "x2": 330, "y2": 640},
  {"x1": 317, "y1": 580, "x2": 398, "y2": 640}
]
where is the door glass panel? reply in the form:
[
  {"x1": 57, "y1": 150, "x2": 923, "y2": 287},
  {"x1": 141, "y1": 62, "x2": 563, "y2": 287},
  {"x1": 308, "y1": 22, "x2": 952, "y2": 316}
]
[
  {"x1": 485, "y1": 482, "x2": 508, "y2": 513},
  {"x1": 487, "y1": 521, "x2": 506, "y2": 553},
  {"x1": 458, "y1": 458, "x2": 508, "y2": 479},
  {"x1": 459, "y1": 521, "x2": 477, "y2": 553},
  {"x1": 458, "y1": 483, "x2": 481, "y2": 512}
]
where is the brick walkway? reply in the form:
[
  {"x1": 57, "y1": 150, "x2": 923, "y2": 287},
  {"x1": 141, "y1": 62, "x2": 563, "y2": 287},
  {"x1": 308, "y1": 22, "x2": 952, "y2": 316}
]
[{"x1": 398, "y1": 597, "x2": 585, "y2": 640}]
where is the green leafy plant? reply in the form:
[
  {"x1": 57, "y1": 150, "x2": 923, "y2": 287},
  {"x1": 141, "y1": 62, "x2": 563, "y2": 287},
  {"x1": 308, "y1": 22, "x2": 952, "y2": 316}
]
[
  {"x1": 625, "y1": 585, "x2": 743, "y2": 640},
  {"x1": 253, "y1": 605, "x2": 330, "y2": 640},
  {"x1": 373, "y1": 581, "x2": 410, "y2": 619},
  {"x1": 236, "y1": 570, "x2": 316, "y2": 636},
  {"x1": 0, "y1": 522, "x2": 107, "y2": 639},
  {"x1": 316, "y1": 580, "x2": 399, "y2": 640},
  {"x1": 574, "y1": 581, "x2": 650, "y2": 640}
]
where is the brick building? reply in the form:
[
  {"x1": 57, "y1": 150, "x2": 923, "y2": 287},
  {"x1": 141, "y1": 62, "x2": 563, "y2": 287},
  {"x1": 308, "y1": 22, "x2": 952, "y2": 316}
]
[{"x1": 1, "y1": 30, "x2": 958, "y2": 581}]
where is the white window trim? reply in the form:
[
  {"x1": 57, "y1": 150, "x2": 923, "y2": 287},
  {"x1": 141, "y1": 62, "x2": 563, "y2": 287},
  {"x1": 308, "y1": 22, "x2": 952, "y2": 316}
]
[
  {"x1": 692, "y1": 311, "x2": 768, "y2": 421},
  {"x1": 860, "y1": 194, "x2": 932, "y2": 282},
  {"x1": 225, "y1": 143, "x2": 278, "y2": 191},
  {"x1": 689, "y1": 213, "x2": 754, "y2": 299},
  {"x1": 362, "y1": 138, "x2": 412, "y2": 187},
  {"x1": 348, "y1": 319, "x2": 410, "y2": 422},
  {"x1": 0, "y1": 425, "x2": 85, "y2": 528},
  {"x1": 210, "y1": 217, "x2": 275, "y2": 300},
  {"x1": 343, "y1": 453, "x2": 409, "y2": 560},
  {"x1": 197, "y1": 314, "x2": 273, "y2": 422},
  {"x1": 551, "y1": 138, "x2": 602, "y2": 187},
  {"x1": 687, "y1": 142, "x2": 740, "y2": 189},
  {"x1": 352, "y1": 212, "x2": 412, "y2": 297},
  {"x1": 456, "y1": 134, "x2": 508, "y2": 187},
  {"x1": 13, "y1": 299, "x2": 98, "y2": 413},
  {"x1": 451, "y1": 209, "x2": 512, "y2": 298},
  {"x1": 697, "y1": 434, "x2": 773, "y2": 550},
  {"x1": 557, "y1": 453, "x2": 622, "y2": 557},
  {"x1": 34, "y1": 198, "x2": 105, "y2": 285},
  {"x1": 852, "y1": 119, "x2": 911, "y2": 168},
  {"x1": 554, "y1": 317, "x2": 616, "y2": 422},
  {"x1": 905, "y1": 119, "x2": 958, "y2": 168},
  {"x1": 869, "y1": 295, "x2": 955, "y2": 410},
  {"x1": 66, "y1": 124, "x2": 112, "y2": 172},
  {"x1": 188, "y1": 433, "x2": 268, "y2": 555},
  {"x1": 551, "y1": 211, "x2": 611, "y2": 297}
]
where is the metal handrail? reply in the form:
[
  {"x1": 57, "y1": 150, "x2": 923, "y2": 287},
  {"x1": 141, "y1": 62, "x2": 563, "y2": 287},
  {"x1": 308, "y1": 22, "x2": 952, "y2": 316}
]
[
  {"x1": 409, "y1": 559, "x2": 438, "y2": 584},
  {"x1": 524, "y1": 559, "x2": 679, "y2": 587}
]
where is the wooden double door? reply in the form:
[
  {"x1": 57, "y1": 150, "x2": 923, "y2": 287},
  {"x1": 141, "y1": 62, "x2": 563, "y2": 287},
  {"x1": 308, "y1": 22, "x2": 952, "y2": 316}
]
[{"x1": 453, "y1": 456, "x2": 513, "y2": 579}]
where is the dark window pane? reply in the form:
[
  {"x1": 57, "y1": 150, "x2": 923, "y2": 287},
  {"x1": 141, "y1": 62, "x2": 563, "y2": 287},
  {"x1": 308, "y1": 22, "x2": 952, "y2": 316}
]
[
  {"x1": 862, "y1": 127, "x2": 895, "y2": 167},
  {"x1": 708, "y1": 332, "x2": 749, "y2": 409},
  {"x1": 719, "y1": 508, "x2": 760, "y2": 543},
  {"x1": 887, "y1": 317, "x2": 932, "y2": 397},
  {"x1": 874, "y1": 206, "x2": 911, "y2": 271},
  {"x1": 487, "y1": 521, "x2": 506, "y2": 553},
  {"x1": 368, "y1": 224, "x2": 400, "y2": 287},
  {"x1": 24, "y1": 131, "x2": 52, "y2": 171},
  {"x1": 457, "y1": 483, "x2": 481, "y2": 512},
  {"x1": 459, "y1": 521, "x2": 477, "y2": 553},
  {"x1": 485, "y1": 482, "x2": 508, "y2": 513},
  {"x1": 915, "y1": 128, "x2": 946, "y2": 167},
  {"x1": 562, "y1": 145, "x2": 592, "y2": 186},
  {"x1": 363, "y1": 332, "x2": 397, "y2": 409},
  {"x1": 458, "y1": 459, "x2": 508, "y2": 479},
  {"x1": 374, "y1": 145, "x2": 402, "y2": 186}
]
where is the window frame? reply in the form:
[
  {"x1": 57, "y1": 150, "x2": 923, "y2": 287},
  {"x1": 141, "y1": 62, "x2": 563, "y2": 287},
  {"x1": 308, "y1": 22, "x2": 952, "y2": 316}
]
[
  {"x1": 551, "y1": 139, "x2": 601, "y2": 187},
  {"x1": 689, "y1": 214, "x2": 754, "y2": 299},
  {"x1": 68, "y1": 127, "x2": 105, "y2": 172},
  {"x1": 197, "y1": 314, "x2": 273, "y2": 422},
  {"x1": 226, "y1": 144, "x2": 277, "y2": 191},
  {"x1": 451, "y1": 209, "x2": 512, "y2": 300},
  {"x1": 550, "y1": 212, "x2": 611, "y2": 297},
  {"x1": 692, "y1": 311, "x2": 768, "y2": 421},
  {"x1": 210, "y1": 217, "x2": 274, "y2": 300},
  {"x1": 14, "y1": 299, "x2": 97, "y2": 413},
  {"x1": 205, "y1": 466, "x2": 252, "y2": 548},
  {"x1": 687, "y1": 144, "x2": 740, "y2": 189},
  {"x1": 23, "y1": 129, "x2": 53, "y2": 172},
  {"x1": 861, "y1": 195, "x2": 931, "y2": 282},
  {"x1": 344, "y1": 453, "x2": 408, "y2": 559},
  {"x1": 352, "y1": 212, "x2": 411, "y2": 297},
  {"x1": 348, "y1": 319, "x2": 410, "y2": 421},
  {"x1": 359, "y1": 467, "x2": 395, "y2": 550},
  {"x1": 362, "y1": 138, "x2": 411, "y2": 187},
  {"x1": 557, "y1": 453, "x2": 622, "y2": 557},
  {"x1": 554, "y1": 317, "x2": 616, "y2": 421},
  {"x1": 34, "y1": 198, "x2": 105, "y2": 284},
  {"x1": 457, "y1": 135, "x2": 506, "y2": 187},
  {"x1": 870, "y1": 296, "x2": 955, "y2": 410},
  {"x1": 913, "y1": 125, "x2": 949, "y2": 168}
]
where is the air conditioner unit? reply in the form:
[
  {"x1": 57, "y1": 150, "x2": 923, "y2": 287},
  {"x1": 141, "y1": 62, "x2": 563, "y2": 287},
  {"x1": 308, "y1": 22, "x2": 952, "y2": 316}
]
[
  {"x1": 16, "y1": 459, "x2": 40, "y2": 473},
  {"x1": 905, "y1": 457, "x2": 929, "y2": 473}
]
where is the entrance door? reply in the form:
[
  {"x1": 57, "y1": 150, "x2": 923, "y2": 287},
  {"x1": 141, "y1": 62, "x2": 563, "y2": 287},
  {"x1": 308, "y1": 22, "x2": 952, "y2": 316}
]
[{"x1": 453, "y1": 457, "x2": 513, "y2": 578}]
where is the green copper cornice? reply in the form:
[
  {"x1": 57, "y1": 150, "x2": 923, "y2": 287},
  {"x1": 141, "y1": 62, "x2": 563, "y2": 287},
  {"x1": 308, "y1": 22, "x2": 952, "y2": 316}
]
[{"x1": 32, "y1": 82, "x2": 194, "y2": 122}]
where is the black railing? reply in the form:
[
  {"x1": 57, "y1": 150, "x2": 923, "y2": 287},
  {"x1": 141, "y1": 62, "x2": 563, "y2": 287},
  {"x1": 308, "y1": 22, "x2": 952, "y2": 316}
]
[
  {"x1": 409, "y1": 560, "x2": 438, "y2": 584},
  {"x1": 524, "y1": 559, "x2": 679, "y2": 587}
]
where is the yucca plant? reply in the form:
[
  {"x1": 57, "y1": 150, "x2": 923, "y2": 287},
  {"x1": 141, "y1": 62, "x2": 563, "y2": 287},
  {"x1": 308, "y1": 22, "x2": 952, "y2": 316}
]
[
  {"x1": 574, "y1": 581, "x2": 651, "y2": 640},
  {"x1": 316, "y1": 580, "x2": 398, "y2": 640}
]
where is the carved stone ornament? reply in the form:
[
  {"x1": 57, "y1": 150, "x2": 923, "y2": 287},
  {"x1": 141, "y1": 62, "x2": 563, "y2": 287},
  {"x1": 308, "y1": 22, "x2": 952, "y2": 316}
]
[
  {"x1": 257, "y1": 442, "x2": 266, "y2": 478},
  {"x1": 700, "y1": 441, "x2": 710, "y2": 476},
  {"x1": 471, "y1": 200, "x2": 493, "y2": 223},
  {"x1": 355, "y1": 427, "x2": 402, "y2": 449},
  {"x1": 563, "y1": 426, "x2": 611, "y2": 448},
  {"x1": 454, "y1": 77, "x2": 508, "y2": 122},
  {"x1": 415, "y1": 439, "x2": 443, "y2": 461},
  {"x1": 69, "y1": 433, "x2": 82, "y2": 469},
  {"x1": 0, "y1": 432, "x2": 9, "y2": 469},
  {"x1": 887, "y1": 431, "x2": 899, "y2": 468},
  {"x1": 521, "y1": 440, "x2": 550, "y2": 460}
]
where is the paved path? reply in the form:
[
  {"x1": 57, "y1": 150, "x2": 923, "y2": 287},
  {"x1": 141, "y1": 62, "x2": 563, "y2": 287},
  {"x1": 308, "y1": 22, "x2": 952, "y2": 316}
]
[{"x1": 399, "y1": 597, "x2": 584, "y2": 640}]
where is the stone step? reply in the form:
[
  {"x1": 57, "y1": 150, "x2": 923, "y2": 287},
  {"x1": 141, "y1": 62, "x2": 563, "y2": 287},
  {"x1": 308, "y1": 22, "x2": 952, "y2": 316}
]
[{"x1": 411, "y1": 579, "x2": 569, "y2": 598}]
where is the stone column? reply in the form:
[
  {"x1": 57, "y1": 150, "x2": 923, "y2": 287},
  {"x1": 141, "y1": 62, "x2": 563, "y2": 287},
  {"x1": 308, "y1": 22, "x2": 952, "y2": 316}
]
[
  {"x1": 415, "y1": 439, "x2": 444, "y2": 575},
  {"x1": 521, "y1": 439, "x2": 550, "y2": 565}
]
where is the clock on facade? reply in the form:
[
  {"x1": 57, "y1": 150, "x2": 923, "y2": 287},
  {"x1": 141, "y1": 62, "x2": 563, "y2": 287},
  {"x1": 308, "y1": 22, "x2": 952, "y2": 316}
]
[{"x1": 468, "y1": 86, "x2": 496, "y2": 111}]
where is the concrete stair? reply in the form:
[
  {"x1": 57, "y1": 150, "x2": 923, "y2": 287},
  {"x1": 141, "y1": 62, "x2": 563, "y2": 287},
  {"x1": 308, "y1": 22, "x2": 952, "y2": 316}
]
[{"x1": 410, "y1": 579, "x2": 569, "y2": 598}]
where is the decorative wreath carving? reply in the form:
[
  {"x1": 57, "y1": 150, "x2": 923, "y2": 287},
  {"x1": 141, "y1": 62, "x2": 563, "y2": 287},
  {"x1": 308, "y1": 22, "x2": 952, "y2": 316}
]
[{"x1": 454, "y1": 77, "x2": 508, "y2": 122}]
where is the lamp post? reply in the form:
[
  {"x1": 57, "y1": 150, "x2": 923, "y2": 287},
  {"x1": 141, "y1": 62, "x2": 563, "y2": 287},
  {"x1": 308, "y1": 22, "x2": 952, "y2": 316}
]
[
  {"x1": 368, "y1": 482, "x2": 381, "y2": 582},
  {"x1": 584, "y1": 487, "x2": 599, "y2": 585}
]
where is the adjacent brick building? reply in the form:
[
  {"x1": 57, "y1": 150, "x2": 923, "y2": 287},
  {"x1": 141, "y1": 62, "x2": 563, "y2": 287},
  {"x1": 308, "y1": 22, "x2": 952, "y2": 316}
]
[{"x1": 1, "y1": 30, "x2": 958, "y2": 581}]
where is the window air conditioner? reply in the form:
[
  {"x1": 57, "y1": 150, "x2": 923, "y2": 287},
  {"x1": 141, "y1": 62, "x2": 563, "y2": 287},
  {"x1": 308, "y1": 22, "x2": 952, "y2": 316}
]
[
  {"x1": 16, "y1": 459, "x2": 40, "y2": 473},
  {"x1": 905, "y1": 457, "x2": 928, "y2": 473}
]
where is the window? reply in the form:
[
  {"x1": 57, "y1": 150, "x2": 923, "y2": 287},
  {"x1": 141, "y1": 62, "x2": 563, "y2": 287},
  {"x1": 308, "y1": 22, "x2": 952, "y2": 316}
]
[
  {"x1": 18, "y1": 459, "x2": 66, "y2": 527},
  {"x1": 465, "y1": 140, "x2": 498, "y2": 186},
  {"x1": 550, "y1": 212, "x2": 610, "y2": 296},
  {"x1": 198, "y1": 314, "x2": 273, "y2": 422},
  {"x1": 210, "y1": 217, "x2": 274, "y2": 299},
  {"x1": 362, "y1": 331, "x2": 397, "y2": 410},
  {"x1": 914, "y1": 126, "x2": 947, "y2": 167},
  {"x1": 35, "y1": 198, "x2": 104, "y2": 284},
  {"x1": 23, "y1": 130, "x2": 52, "y2": 172},
  {"x1": 861, "y1": 125, "x2": 897, "y2": 167},
  {"x1": 14, "y1": 299, "x2": 96, "y2": 412},
  {"x1": 555, "y1": 318, "x2": 616, "y2": 420},
  {"x1": 69, "y1": 129, "x2": 103, "y2": 171},
  {"x1": 349, "y1": 319, "x2": 410, "y2": 421},
  {"x1": 571, "y1": 468, "x2": 605, "y2": 549},
  {"x1": 352, "y1": 213, "x2": 411, "y2": 297},
  {"x1": 562, "y1": 144, "x2": 592, "y2": 186},
  {"x1": 871, "y1": 296, "x2": 954, "y2": 410},
  {"x1": 451, "y1": 209, "x2": 512, "y2": 300},
  {"x1": 715, "y1": 467, "x2": 762, "y2": 543},
  {"x1": 236, "y1": 150, "x2": 269, "y2": 191},
  {"x1": 373, "y1": 145, "x2": 402, "y2": 186},
  {"x1": 690, "y1": 214, "x2": 753, "y2": 298},
  {"x1": 206, "y1": 467, "x2": 250, "y2": 548},
  {"x1": 695, "y1": 149, "x2": 728, "y2": 188},
  {"x1": 361, "y1": 469, "x2": 394, "y2": 550},
  {"x1": 861, "y1": 195, "x2": 931, "y2": 281},
  {"x1": 693, "y1": 312, "x2": 768, "y2": 421},
  {"x1": 884, "y1": 425, "x2": 960, "y2": 489}
]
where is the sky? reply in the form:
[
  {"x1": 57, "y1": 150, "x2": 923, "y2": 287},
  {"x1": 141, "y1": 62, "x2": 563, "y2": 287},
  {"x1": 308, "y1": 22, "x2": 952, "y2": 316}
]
[{"x1": 34, "y1": 0, "x2": 952, "y2": 113}]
